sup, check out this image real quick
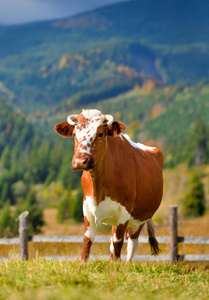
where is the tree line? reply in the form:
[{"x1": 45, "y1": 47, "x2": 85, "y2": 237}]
[{"x1": 0, "y1": 98, "x2": 83, "y2": 236}]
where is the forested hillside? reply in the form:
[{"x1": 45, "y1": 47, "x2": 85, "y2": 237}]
[
  {"x1": 91, "y1": 80, "x2": 209, "y2": 168},
  {"x1": 1, "y1": 77, "x2": 209, "y2": 233},
  {"x1": 0, "y1": 99, "x2": 80, "y2": 205},
  {"x1": 0, "y1": 98, "x2": 84, "y2": 235},
  {"x1": 1, "y1": 0, "x2": 209, "y2": 232},
  {"x1": 0, "y1": 0, "x2": 209, "y2": 113},
  {"x1": 1, "y1": 76, "x2": 209, "y2": 232},
  {"x1": 35, "y1": 79, "x2": 209, "y2": 168}
]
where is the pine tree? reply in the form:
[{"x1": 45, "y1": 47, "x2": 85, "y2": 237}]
[
  {"x1": 13, "y1": 189, "x2": 44, "y2": 235},
  {"x1": 58, "y1": 154, "x2": 72, "y2": 188},
  {"x1": 57, "y1": 193, "x2": 71, "y2": 223},
  {"x1": 0, "y1": 201, "x2": 12, "y2": 237},
  {"x1": 0, "y1": 182, "x2": 9, "y2": 205},
  {"x1": 37, "y1": 141, "x2": 50, "y2": 182},
  {"x1": 0, "y1": 146, "x2": 11, "y2": 169},
  {"x1": 186, "y1": 117, "x2": 209, "y2": 166},
  {"x1": 25, "y1": 190, "x2": 45, "y2": 234},
  {"x1": 183, "y1": 172, "x2": 205, "y2": 217}
]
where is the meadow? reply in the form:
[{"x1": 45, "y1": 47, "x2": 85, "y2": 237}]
[
  {"x1": 0, "y1": 177, "x2": 209, "y2": 300},
  {"x1": 0, "y1": 260, "x2": 208, "y2": 300}
]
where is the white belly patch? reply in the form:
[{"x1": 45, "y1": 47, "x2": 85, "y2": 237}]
[
  {"x1": 84, "y1": 196, "x2": 146, "y2": 228},
  {"x1": 96, "y1": 197, "x2": 130, "y2": 226},
  {"x1": 84, "y1": 196, "x2": 130, "y2": 227}
]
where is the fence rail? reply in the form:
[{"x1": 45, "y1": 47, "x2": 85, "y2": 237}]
[
  {"x1": 1, "y1": 235, "x2": 209, "y2": 245},
  {"x1": 0, "y1": 206, "x2": 209, "y2": 263}
]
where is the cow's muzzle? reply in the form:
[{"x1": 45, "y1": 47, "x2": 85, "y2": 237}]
[{"x1": 72, "y1": 155, "x2": 94, "y2": 171}]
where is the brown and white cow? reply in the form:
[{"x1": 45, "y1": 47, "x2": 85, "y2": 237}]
[{"x1": 54, "y1": 109, "x2": 163, "y2": 261}]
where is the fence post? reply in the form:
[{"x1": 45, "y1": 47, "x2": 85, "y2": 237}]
[
  {"x1": 169, "y1": 205, "x2": 178, "y2": 265},
  {"x1": 19, "y1": 211, "x2": 29, "y2": 261}
]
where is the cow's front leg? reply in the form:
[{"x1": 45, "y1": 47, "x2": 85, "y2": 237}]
[
  {"x1": 81, "y1": 203, "x2": 96, "y2": 261},
  {"x1": 111, "y1": 221, "x2": 128, "y2": 260},
  {"x1": 110, "y1": 225, "x2": 115, "y2": 260}
]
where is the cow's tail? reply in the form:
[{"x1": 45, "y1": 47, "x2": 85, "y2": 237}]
[{"x1": 146, "y1": 219, "x2": 161, "y2": 255}]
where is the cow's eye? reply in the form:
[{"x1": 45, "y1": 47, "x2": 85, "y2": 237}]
[{"x1": 98, "y1": 132, "x2": 103, "y2": 138}]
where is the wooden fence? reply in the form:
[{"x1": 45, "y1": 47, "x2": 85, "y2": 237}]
[{"x1": 0, "y1": 206, "x2": 209, "y2": 264}]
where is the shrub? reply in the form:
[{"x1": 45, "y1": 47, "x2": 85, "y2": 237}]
[
  {"x1": 12, "y1": 189, "x2": 45, "y2": 236},
  {"x1": 56, "y1": 185, "x2": 83, "y2": 223},
  {"x1": 186, "y1": 117, "x2": 209, "y2": 166},
  {"x1": 56, "y1": 195, "x2": 71, "y2": 223},
  {"x1": 0, "y1": 201, "x2": 12, "y2": 237}
]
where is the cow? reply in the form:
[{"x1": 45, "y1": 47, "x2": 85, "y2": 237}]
[{"x1": 54, "y1": 109, "x2": 163, "y2": 261}]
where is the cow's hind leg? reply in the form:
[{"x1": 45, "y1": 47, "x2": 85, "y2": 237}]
[
  {"x1": 126, "y1": 224, "x2": 145, "y2": 262},
  {"x1": 147, "y1": 219, "x2": 160, "y2": 255},
  {"x1": 111, "y1": 222, "x2": 128, "y2": 260}
]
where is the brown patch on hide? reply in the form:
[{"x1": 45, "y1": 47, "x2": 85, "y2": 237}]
[{"x1": 107, "y1": 121, "x2": 126, "y2": 137}]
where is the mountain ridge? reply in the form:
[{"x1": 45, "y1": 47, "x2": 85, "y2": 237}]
[{"x1": 0, "y1": 0, "x2": 209, "y2": 114}]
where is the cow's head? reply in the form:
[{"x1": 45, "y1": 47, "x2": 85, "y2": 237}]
[{"x1": 54, "y1": 109, "x2": 126, "y2": 171}]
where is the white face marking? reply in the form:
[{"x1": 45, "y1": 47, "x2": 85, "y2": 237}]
[
  {"x1": 82, "y1": 109, "x2": 102, "y2": 118},
  {"x1": 75, "y1": 109, "x2": 105, "y2": 155},
  {"x1": 122, "y1": 133, "x2": 156, "y2": 152}
]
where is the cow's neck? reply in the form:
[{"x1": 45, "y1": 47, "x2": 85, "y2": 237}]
[
  {"x1": 84, "y1": 136, "x2": 125, "y2": 203},
  {"x1": 86, "y1": 161, "x2": 108, "y2": 203}
]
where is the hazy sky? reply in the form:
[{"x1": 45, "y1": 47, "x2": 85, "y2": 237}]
[{"x1": 0, "y1": 0, "x2": 129, "y2": 25}]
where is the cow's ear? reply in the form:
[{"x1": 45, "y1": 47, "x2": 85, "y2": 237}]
[
  {"x1": 107, "y1": 121, "x2": 126, "y2": 137},
  {"x1": 54, "y1": 121, "x2": 74, "y2": 138}
]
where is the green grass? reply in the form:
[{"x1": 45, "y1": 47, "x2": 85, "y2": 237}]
[{"x1": 0, "y1": 260, "x2": 208, "y2": 300}]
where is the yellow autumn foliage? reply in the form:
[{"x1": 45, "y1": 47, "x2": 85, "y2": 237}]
[
  {"x1": 115, "y1": 111, "x2": 121, "y2": 118},
  {"x1": 59, "y1": 55, "x2": 68, "y2": 69},
  {"x1": 151, "y1": 103, "x2": 167, "y2": 118},
  {"x1": 141, "y1": 79, "x2": 156, "y2": 95}
]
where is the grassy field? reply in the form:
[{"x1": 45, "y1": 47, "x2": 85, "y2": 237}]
[
  {"x1": 1, "y1": 196, "x2": 209, "y2": 300},
  {"x1": 1, "y1": 163, "x2": 209, "y2": 300},
  {"x1": 0, "y1": 260, "x2": 208, "y2": 300}
]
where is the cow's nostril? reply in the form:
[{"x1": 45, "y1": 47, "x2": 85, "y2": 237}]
[
  {"x1": 72, "y1": 155, "x2": 94, "y2": 170},
  {"x1": 83, "y1": 158, "x2": 88, "y2": 165}
]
